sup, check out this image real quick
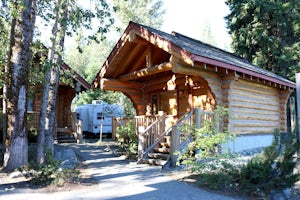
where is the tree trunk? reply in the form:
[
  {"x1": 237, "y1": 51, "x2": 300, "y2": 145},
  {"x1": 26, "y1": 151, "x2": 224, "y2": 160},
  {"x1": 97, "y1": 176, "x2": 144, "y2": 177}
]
[
  {"x1": 37, "y1": 0, "x2": 67, "y2": 163},
  {"x1": 4, "y1": 0, "x2": 36, "y2": 171}
]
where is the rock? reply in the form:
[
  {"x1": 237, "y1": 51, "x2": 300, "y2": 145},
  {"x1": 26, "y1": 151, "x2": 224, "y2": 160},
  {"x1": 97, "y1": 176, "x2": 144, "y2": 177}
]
[
  {"x1": 55, "y1": 148, "x2": 79, "y2": 169},
  {"x1": 9, "y1": 171, "x2": 23, "y2": 179}
]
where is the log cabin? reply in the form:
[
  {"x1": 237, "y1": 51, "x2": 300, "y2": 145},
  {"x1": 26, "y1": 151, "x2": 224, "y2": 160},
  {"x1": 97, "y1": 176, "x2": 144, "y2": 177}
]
[
  {"x1": 1, "y1": 60, "x2": 90, "y2": 143},
  {"x1": 28, "y1": 62, "x2": 90, "y2": 142},
  {"x1": 93, "y1": 22, "x2": 295, "y2": 162}
]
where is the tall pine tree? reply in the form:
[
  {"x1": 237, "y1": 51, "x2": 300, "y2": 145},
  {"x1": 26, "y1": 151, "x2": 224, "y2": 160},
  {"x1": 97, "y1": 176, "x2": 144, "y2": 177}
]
[{"x1": 225, "y1": 0, "x2": 300, "y2": 80}]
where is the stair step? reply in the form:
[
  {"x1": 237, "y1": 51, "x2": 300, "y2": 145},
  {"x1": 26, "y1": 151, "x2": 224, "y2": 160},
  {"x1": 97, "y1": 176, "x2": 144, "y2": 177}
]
[
  {"x1": 159, "y1": 142, "x2": 170, "y2": 148},
  {"x1": 148, "y1": 153, "x2": 169, "y2": 160},
  {"x1": 154, "y1": 147, "x2": 170, "y2": 154},
  {"x1": 56, "y1": 134, "x2": 76, "y2": 143},
  {"x1": 57, "y1": 138, "x2": 76, "y2": 143},
  {"x1": 142, "y1": 158, "x2": 168, "y2": 166}
]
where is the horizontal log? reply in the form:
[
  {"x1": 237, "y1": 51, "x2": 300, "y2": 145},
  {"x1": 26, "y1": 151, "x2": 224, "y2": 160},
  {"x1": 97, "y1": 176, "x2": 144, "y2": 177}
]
[
  {"x1": 231, "y1": 95, "x2": 279, "y2": 107},
  {"x1": 233, "y1": 81, "x2": 278, "y2": 96},
  {"x1": 233, "y1": 119, "x2": 280, "y2": 126},
  {"x1": 232, "y1": 101, "x2": 279, "y2": 112},
  {"x1": 100, "y1": 78, "x2": 143, "y2": 89},
  {"x1": 231, "y1": 107, "x2": 279, "y2": 115},
  {"x1": 233, "y1": 128, "x2": 276, "y2": 135},
  {"x1": 102, "y1": 85, "x2": 142, "y2": 95},
  {"x1": 236, "y1": 79, "x2": 278, "y2": 91},
  {"x1": 119, "y1": 62, "x2": 172, "y2": 81},
  {"x1": 233, "y1": 86, "x2": 279, "y2": 99},
  {"x1": 233, "y1": 113, "x2": 280, "y2": 121},
  {"x1": 232, "y1": 90, "x2": 279, "y2": 101}
]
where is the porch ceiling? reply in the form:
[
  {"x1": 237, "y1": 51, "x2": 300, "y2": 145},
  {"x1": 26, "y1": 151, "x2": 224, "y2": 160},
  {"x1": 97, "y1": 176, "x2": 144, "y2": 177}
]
[{"x1": 103, "y1": 36, "x2": 171, "y2": 81}]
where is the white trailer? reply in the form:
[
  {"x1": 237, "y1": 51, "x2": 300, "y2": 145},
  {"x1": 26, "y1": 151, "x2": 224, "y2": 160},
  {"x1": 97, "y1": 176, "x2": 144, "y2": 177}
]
[{"x1": 75, "y1": 100, "x2": 124, "y2": 137}]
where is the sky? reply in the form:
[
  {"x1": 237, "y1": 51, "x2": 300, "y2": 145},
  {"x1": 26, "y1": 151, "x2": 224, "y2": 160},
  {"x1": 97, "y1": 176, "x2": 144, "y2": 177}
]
[
  {"x1": 161, "y1": 0, "x2": 231, "y2": 50},
  {"x1": 37, "y1": 0, "x2": 232, "y2": 51}
]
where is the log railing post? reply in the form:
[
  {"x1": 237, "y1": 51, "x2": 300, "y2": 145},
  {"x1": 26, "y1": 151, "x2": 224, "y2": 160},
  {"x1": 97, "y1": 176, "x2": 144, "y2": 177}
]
[{"x1": 170, "y1": 125, "x2": 180, "y2": 167}]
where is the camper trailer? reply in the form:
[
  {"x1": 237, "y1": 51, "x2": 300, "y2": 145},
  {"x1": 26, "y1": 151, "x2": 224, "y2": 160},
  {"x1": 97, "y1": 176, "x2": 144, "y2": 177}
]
[{"x1": 75, "y1": 100, "x2": 124, "y2": 137}]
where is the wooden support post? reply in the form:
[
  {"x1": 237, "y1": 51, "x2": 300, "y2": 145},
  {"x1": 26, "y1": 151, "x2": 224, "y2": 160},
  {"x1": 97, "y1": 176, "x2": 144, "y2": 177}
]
[{"x1": 170, "y1": 125, "x2": 180, "y2": 167}]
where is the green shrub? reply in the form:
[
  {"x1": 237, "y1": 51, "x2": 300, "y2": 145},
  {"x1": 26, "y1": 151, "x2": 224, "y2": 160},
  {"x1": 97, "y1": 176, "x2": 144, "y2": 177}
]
[
  {"x1": 176, "y1": 107, "x2": 299, "y2": 196},
  {"x1": 197, "y1": 172, "x2": 232, "y2": 190},
  {"x1": 177, "y1": 106, "x2": 234, "y2": 169},
  {"x1": 116, "y1": 121, "x2": 138, "y2": 160},
  {"x1": 236, "y1": 129, "x2": 299, "y2": 196}
]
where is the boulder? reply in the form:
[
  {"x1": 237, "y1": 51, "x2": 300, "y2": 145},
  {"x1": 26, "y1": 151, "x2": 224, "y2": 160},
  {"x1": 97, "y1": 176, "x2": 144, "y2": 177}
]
[{"x1": 55, "y1": 148, "x2": 79, "y2": 169}]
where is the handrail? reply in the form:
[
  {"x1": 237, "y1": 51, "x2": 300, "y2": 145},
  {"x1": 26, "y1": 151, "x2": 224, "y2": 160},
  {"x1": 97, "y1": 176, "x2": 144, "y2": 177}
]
[
  {"x1": 140, "y1": 114, "x2": 167, "y2": 134},
  {"x1": 137, "y1": 125, "x2": 172, "y2": 164},
  {"x1": 137, "y1": 114, "x2": 167, "y2": 162}
]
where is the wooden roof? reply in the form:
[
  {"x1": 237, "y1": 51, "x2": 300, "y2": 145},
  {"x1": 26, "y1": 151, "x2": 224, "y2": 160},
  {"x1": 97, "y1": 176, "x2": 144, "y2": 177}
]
[{"x1": 93, "y1": 21, "x2": 295, "y2": 89}]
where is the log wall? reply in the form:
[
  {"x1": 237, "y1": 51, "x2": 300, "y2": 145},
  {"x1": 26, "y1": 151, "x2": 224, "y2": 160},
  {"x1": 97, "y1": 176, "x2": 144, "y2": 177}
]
[
  {"x1": 230, "y1": 79, "x2": 281, "y2": 134},
  {"x1": 32, "y1": 85, "x2": 76, "y2": 129}
]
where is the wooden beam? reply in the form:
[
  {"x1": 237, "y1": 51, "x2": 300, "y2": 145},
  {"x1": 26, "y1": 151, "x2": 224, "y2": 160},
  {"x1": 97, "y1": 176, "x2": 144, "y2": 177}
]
[
  {"x1": 119, "y1": 62, "x2": 172, "y2": 81},
  {"x1": 100, "y1": 78, "x2": 143, "y2": 92}
]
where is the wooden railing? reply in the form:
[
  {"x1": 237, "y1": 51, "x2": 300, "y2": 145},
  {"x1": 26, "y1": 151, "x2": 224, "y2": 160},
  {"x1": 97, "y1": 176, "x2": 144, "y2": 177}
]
[
  {"x1": 112, "y1": 108, "x2": 214, "y2": 165},
  {"x1": 112, "y1": 115, "x2": 169, "y2": 140},
  {"x1": 137, "y1": 114, "x2": 168, "y2": 163}
]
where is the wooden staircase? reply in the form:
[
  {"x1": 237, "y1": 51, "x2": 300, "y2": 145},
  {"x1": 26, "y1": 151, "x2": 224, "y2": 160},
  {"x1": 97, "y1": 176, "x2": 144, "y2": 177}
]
[
  {"x1": 115, "y1": 109, "x2": 213, "y2": 167},
  {"x1": 142, "y1": 136, "x2": 171, "y2": 166},
  {"x1": 55, "y1": 128, "x2": 77, "y2": 143}
]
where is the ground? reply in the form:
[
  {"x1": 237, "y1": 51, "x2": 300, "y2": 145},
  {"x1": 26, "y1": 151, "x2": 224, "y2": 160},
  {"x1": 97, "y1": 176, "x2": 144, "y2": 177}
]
[
  {"x1": 0, "y1": 141, "x2": 300, "y2": 199},
  {"x1": 0, "y1": 161, "x2": 98, "y2": 193},
  {"x1": 2, "y1": 165, "x2": 299, "y2": 199}
]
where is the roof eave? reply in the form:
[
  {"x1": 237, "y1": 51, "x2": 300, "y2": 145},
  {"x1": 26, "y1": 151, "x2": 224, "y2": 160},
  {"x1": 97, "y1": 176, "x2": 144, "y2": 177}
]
[{"x1": 191, "y1": 54, "x2": 295, "y2": 89}]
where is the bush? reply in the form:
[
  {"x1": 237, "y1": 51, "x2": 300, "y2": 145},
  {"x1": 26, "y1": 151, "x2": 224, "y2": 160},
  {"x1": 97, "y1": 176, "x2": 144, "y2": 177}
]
[
  {"x1": 177, "y1": 107, "x2": 299, "y2": 197},
  {"x1": 116, "y1": 121, "x2": 138, "y2": 160},
  {"x1": 177, "y1": 106, "x2": 234, "y2": 169},
  {"x1": 236, "y1": 129, "x2": 299, "y2": 197}
]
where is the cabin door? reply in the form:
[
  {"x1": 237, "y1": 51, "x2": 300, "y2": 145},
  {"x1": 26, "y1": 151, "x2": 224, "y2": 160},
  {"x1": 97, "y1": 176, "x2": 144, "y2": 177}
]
[{"x1": 150, "y1": 90, "x2": 177, "y2": 116}]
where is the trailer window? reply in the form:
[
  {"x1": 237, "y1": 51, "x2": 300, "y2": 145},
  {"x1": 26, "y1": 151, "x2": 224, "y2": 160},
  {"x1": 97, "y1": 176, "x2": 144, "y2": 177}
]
[{"x1": 97, "y1": 113, "x2": 104, "y2": 120}]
